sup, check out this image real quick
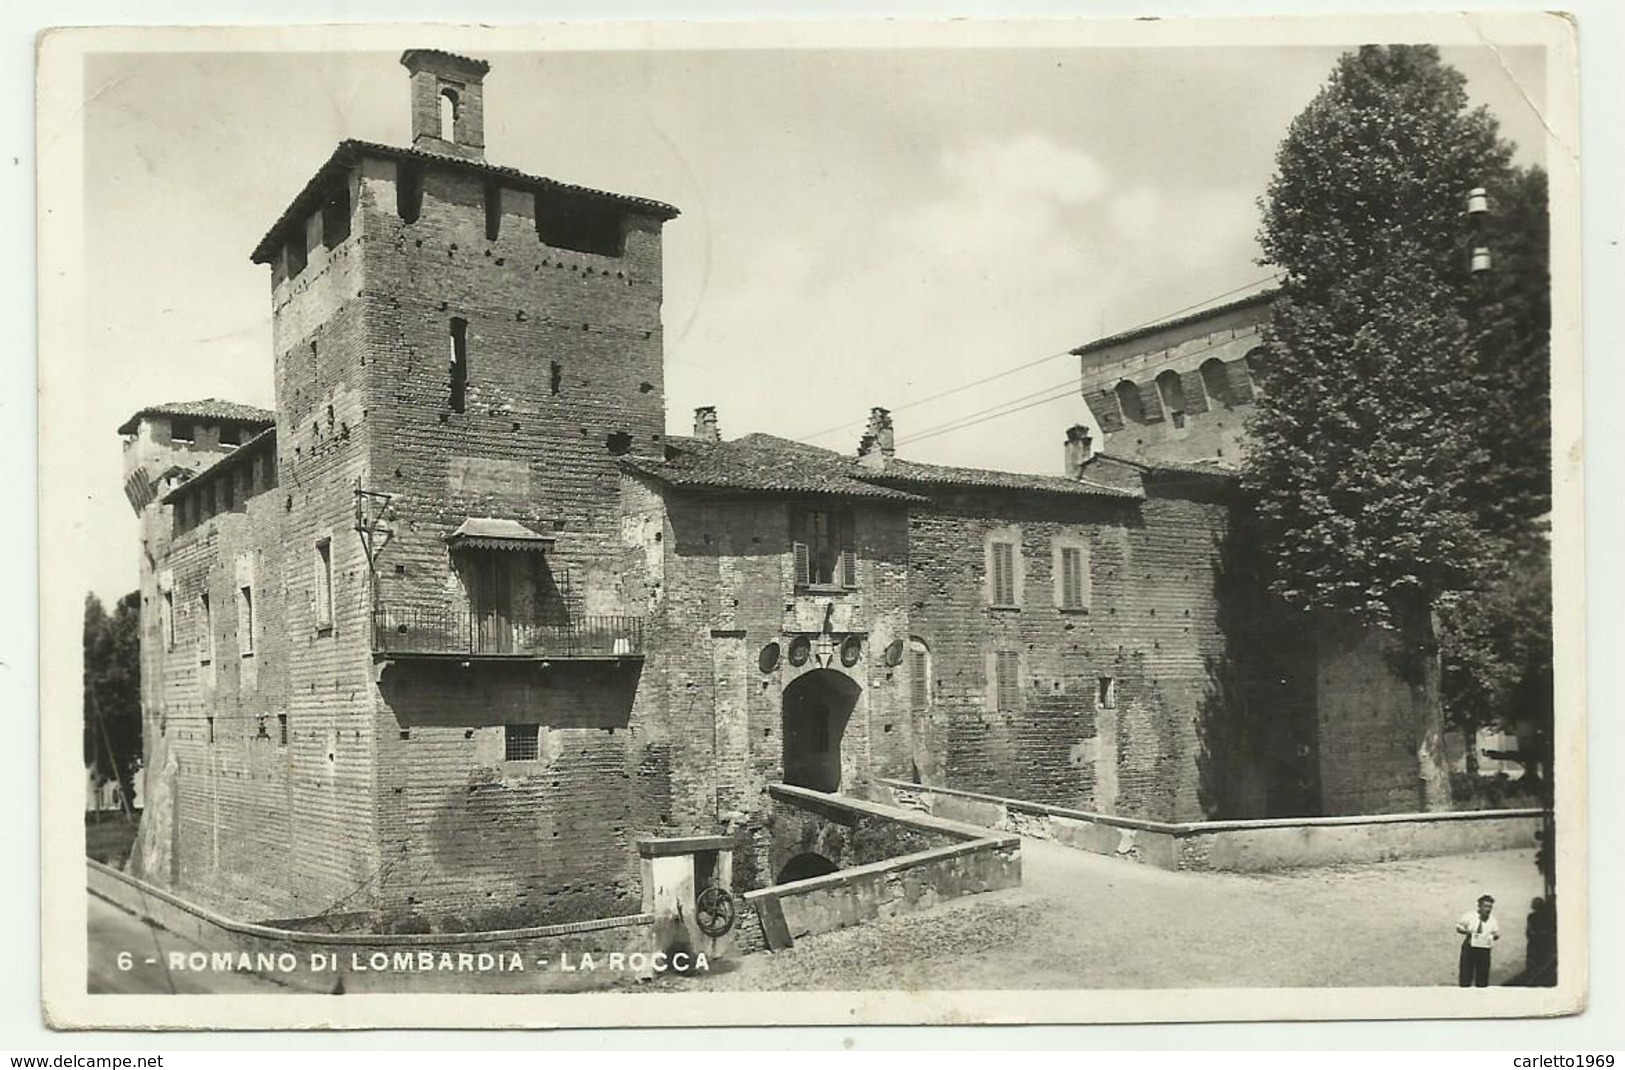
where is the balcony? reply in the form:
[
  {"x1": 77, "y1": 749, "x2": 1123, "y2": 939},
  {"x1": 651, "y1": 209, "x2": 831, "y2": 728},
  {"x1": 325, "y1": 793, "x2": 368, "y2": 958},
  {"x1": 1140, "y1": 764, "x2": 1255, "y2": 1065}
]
[{"x1": 372, "y1": 604, "x2": 645, "y2": 661}]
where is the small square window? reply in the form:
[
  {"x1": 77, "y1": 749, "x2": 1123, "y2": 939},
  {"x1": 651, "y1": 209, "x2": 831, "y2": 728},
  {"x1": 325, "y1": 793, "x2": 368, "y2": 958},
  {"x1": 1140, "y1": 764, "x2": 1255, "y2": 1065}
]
[{"x1": 505, "y1": 724, "x2": 540, "y2": 762}]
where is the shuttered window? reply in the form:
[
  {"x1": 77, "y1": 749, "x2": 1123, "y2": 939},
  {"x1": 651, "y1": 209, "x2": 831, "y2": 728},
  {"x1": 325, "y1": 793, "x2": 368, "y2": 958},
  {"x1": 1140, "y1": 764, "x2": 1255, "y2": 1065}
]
[
  {"x1": 990, "y1": 541, "x2": 1017, "y2": 606},
  {"x1": 994, "y1": 651, "x2": 1021, "y2": 711},
  {"x1": 792, "y1": 507, "x2": 856, "y2": 590},
  {"x1": 909, "y1": 639, "x2": 931, "y2": 711},
  {"x1": 1059, "y1": 546, "x2": 1085, "y2": 609}
]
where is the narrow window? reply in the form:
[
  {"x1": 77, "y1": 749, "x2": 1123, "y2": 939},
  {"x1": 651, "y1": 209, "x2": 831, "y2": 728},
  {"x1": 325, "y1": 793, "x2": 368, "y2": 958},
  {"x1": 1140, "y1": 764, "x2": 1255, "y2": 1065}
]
[
  {"x1": 483, "y1": 181, "x2": 502, "y2": 242},
  {"x1": 207, "y1": 716, "x2": 215, "y2": 744},
  {"x1": 1156, "y1": 370, "x2": 1187, "y2": 429},
  {"x1": 277, "y1": 713, "x2": 288, "y2": 746},
  {"x1": 1199, "y1": 358, "x2": 1231, "y2": 409},
  {"x1": 439, "y1": 88, "x2": 459, "y2": 141},
  {"x1": 321, "y1": 182, "x2": 351, "y2": 248},
  {"x1": 909, "y1": 638, "x2": 931, "y2": 711},
  {"x1": 1058, "y1": 545, "x2": 1089, "y2": 610},
  {"x1": 161, "y1": 591, "x2": 175, "y2": 651},
  {"x1": 314, "y1": 538, "x2": 334, "y2": 632},
  {"x1": 223, "y1": 477, "x2": 235, "y2": 512},
  {"x1": 396, "y1": 162, "x2": 423, "y2": 223},
  {"x1": 990, "y1": 540, "x2": 1017, "y2": 606},
  {"x1": 505, "y1": 724, "x2": 540, "y2": 762},
  {"x1": 286, "y1": 229, "x2": 308, "y2": 279},
  {"x1": 995, "y1": 651, "x2": 1021, "y2": 712},
  {"x1": 549, "y1": 361, "x2": 562, "y2": 396},
  {"x1": 198, "y1": 593, "x2": 213, "y2": 665},
  {"x1": 238, "y1": 585, "x2": 255, "y2": 656},
  {"x1": 1097, "y1": 676, "x2": 1117, "y2": 709},
  {"x1": 1114, "y1": 380, "x2": 1145, "y2": 424},
  {"x1": 449, "y1": 317, "x2": 469, "y2": 413}
]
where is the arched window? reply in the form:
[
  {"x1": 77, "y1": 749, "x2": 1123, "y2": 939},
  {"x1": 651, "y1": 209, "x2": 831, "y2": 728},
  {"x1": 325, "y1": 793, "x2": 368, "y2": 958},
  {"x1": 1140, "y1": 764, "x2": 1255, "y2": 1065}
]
[
  {"x1": 439, "y1": 88, "x2": 460, "y2": 141},
  {"x1": 1199, "y1": 358, "x2": 1231, "y2": 409},
  {"x1": 1156, "y1": 370, "x2": 1187, "y2": 429},
  {"x1": 1242, "y1": 347, "x2": 1267, "y2": 393},
  {"x1": 1114, "y1": 379, "x2": 1145, "y2": 424},
  {"x1": 908, "y1": 637, "x2": 932, "y2": 711}
]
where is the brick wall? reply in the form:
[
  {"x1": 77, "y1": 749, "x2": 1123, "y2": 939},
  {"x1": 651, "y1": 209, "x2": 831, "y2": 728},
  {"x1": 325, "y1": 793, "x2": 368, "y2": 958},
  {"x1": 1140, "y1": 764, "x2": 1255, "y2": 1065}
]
[
  {"x1": 130, "y1": 463, "x2": 300, "y2": 917},
  {"x1": 1315, "y1": 616, "x2": 1429, "y2": 815},
  {"x1": 904, "y1": 483, "x2": 1250, "y2": 824},
  {"x1": 1078, "y1": 300, "x2": 1268, "y2": 467},
  {"x1": 636, "y1": 485, "x2": 914, "y2": 891}
]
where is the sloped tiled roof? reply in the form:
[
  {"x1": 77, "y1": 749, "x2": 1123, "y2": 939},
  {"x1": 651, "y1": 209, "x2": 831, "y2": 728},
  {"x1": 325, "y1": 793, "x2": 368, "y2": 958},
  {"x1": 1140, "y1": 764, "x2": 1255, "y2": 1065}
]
[
  {"x1": 860, "y1": 458, "x2": 1143, "y2": 500},
  {"x1": 118, "y1": 399, "x2": 276, "y2": 436},
  {"x1": 159, "y1": 427, "x2": 277, "y2": 504},
  {"x1": 1095, "y1": 452, "x2": 1241, "y2": 481},
  {"x1": 621, "y1": 434, "x2": 926, "y2": 502},
  {"x1": 1070, "y1": 289, "x2": 1276, "y2": 356},
  {"x1": 251, "y1": 139, "x2": 681, "y2": 264}
]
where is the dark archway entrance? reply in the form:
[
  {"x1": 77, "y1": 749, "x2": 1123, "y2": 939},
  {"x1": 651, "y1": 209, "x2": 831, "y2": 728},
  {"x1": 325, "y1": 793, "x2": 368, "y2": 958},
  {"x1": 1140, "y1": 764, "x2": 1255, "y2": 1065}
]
[
  {"x1": 776, "y1": 852, "x2": 839, "y2": 884},
  {"x1": 782, "y1": 669, "x2": 859, "y2": 793}
]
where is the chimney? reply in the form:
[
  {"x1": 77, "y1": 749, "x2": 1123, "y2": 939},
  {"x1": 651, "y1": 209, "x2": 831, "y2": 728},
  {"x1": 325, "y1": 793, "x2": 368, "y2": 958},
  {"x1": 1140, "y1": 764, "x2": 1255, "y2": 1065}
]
[
  {"x1": 693, "y1": 405, "x2": 720, "y2": 443},
  {"x1": 857, "y1": 407, "x2": 896, "y2": 470},
  {"x1": 400, "y1": 49, "x2": 491, "y2": 161},
  {"x1": 1063, "y1": 424, "x2": 1094, "y2": 478}
]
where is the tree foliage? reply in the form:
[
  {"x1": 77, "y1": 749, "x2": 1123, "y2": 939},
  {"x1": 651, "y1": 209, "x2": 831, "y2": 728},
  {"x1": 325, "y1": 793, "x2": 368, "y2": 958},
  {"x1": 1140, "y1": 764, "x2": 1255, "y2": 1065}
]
[
  {"x1": 1248, "y1": 46, "x2": 1548, "y2": 643},
  {"x1": 84, "y1": 590, "x2": 142, "y2": 807}
]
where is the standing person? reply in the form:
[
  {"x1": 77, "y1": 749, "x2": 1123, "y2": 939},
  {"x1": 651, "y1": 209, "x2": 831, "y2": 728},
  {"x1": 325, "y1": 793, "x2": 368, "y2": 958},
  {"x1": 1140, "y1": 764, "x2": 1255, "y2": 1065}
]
[{"x1": 1457, "y1": 893, "x2": 1501, "y2": 986}]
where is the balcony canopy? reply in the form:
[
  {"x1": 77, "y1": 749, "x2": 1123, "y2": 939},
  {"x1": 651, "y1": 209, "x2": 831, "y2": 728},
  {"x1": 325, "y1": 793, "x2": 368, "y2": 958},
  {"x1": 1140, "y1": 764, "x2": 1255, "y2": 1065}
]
[{"x1": 445, "y1": 517, "x2": 555, "y2": 553}]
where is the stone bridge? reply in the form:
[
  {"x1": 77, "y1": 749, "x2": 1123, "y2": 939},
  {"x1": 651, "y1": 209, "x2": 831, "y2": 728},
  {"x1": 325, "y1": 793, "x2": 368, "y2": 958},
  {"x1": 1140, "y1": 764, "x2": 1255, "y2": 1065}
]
[{"x1": 738, "y1": 783, "x2": 1021, "y2": 951}]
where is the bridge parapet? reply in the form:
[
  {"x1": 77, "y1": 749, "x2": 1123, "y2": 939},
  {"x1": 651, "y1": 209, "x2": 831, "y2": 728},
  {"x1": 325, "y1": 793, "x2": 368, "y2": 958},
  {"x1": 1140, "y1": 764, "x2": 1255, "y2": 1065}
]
[{"x1": 741, "y1": 784, "x2": 1020, "y2": 951}]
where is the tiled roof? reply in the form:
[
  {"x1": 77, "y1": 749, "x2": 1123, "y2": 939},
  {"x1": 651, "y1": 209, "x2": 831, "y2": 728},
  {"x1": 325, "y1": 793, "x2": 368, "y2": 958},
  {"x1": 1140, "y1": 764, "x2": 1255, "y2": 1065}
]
[
  {"x1": 118, "y1": 399, "x2": 276, "y2": 436},
  {"x1": 250, "y1": 139, "x2": 682, "y2": 264},
  {"x1": 860, "y1": 458, "x2": 1143, "y2": 500},
  {"x1": 1094, "y1": 452, "x2": 1240, "y2": 481},
  {"x1": 399, "y1": 49, "x2": 490, "y2": 76},
  {"x1": 1070, "y1": 289, "x2": 1276, "y2": 356},
  {"x1": 159, "y1": 427, "x2": 277, "y2": 504},
  {"x1": 621, "y1": 434, "x2": 926, "y2": 502}
]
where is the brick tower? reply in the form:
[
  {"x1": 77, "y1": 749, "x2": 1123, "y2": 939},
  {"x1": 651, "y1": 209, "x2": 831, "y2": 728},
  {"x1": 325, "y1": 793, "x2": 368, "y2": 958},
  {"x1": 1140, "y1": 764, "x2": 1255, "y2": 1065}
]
[{"x1": 124, "y1": 49, "x2": 683, "y2": 923}]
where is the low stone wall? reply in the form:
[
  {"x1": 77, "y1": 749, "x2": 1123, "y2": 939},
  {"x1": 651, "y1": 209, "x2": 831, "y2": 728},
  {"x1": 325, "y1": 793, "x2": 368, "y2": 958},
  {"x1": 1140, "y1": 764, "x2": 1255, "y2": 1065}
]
[
  {"x1": 89, "y1": 860, "x2": 657, "y2": 992},
  {"x1": 743, "y1": 784, "x2": 1021, "y2": 950},
  {"x1": 874, "y1": 779, "x2": 1542, "y2": 873}
]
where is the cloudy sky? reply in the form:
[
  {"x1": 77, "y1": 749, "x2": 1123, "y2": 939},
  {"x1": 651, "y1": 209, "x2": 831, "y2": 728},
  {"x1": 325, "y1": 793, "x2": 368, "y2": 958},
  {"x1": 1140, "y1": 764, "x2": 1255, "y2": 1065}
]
[{"x1": 67, "y1": 25, "x2": 1550, "y2": 605}]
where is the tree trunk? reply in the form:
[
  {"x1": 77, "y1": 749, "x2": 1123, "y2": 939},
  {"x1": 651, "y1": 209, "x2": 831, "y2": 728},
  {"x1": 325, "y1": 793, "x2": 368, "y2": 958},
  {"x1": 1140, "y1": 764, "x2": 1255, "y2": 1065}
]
[{"x1": 1404, "y1": 603, "x2": 1454, "y2": 812}]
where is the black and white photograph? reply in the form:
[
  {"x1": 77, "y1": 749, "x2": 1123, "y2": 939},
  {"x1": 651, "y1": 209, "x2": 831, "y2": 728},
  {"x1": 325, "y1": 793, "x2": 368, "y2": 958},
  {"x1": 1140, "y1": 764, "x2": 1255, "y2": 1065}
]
[{"x1": 34, "y1": 14, "x2": 1586, "y2": 1031}]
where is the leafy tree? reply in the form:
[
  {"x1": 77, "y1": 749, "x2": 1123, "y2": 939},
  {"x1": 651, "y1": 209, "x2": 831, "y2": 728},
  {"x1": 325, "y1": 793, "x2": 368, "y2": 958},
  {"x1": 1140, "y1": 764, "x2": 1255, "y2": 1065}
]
[
  {"x1": 1247, "y1": 45, "x2": 1544, "y2": 811},
  {"x1": 84, "y1": 591, "x2": 142, "y2": 812}
]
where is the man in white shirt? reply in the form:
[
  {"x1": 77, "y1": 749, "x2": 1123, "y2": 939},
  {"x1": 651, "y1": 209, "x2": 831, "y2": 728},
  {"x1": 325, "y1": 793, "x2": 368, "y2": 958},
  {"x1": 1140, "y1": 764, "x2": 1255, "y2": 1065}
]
[{"x1": 1456, "y1": 893, "x2": 1501, "y2": 986}]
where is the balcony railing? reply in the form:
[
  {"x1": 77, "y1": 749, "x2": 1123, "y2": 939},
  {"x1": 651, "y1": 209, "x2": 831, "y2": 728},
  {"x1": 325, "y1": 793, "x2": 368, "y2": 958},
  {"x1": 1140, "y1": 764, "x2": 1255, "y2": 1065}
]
[{"x1": 372, "y1": 604, "x2": 645, "y2": 659}]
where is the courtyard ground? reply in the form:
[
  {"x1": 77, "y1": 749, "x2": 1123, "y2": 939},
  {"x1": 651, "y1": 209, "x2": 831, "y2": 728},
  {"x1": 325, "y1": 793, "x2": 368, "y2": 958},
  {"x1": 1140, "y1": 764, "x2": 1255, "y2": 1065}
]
[
  {"x1": 87, "y1": 838, "x2": 1546, "y2": 994},
  {"x1": 676, "y1": 839, "x2": 1546, "y2": 992}
]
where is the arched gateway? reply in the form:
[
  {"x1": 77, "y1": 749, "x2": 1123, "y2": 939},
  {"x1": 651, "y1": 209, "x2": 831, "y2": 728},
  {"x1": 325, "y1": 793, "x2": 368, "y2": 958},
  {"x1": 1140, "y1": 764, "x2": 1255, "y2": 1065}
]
[{"x1": 781, "y1": 669, "x2": 859, "y2": 793}]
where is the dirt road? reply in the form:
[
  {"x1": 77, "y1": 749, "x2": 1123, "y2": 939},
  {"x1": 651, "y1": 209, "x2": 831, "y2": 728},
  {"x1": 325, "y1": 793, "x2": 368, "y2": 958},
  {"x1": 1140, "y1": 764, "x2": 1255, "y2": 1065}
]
[{"x1": 681, "y1": 840, "x2": 1544, "y2": 991}]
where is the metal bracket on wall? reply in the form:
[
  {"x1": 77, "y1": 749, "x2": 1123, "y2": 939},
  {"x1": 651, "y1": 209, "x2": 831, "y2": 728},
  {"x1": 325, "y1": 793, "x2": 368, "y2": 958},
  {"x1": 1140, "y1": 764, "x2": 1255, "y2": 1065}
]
[{"x1": 354, "y1": 487, "x2": 396, "y2": 567}]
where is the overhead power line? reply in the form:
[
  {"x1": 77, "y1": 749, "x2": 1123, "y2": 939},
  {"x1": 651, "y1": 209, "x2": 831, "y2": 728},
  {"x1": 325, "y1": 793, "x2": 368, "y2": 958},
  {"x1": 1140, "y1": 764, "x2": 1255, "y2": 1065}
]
[
  {"x1": 895, "y1": 310, "x2": 1274, "y2": 449},
  {"x1": 793, "y1": 273, "x2": 1280, "y2": 445}
]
